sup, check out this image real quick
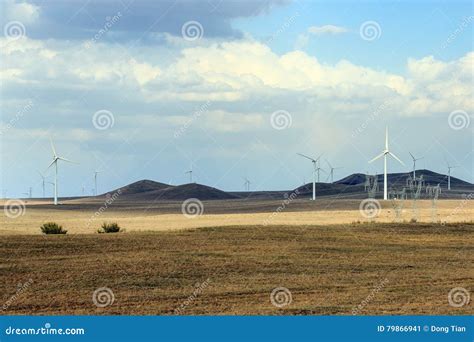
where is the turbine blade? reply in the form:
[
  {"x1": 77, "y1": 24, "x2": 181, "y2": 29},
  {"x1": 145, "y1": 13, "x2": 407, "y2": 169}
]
[
  {"x1": 409, "y1": 152, "x2": 414, "y2": 160},
  {"x1": 368, "y1": 152, "x2": 385, "y2": 163},
  {"x1": 389, "y1": 152, "x2": 405, "y2": 166},
  {"x1": 325, "y1": 159, "x2": 332, "y2": 169},
  {"x1": 49, "y1": 137, "x2": 57, "y2": 157},
  {"x1": 385, "y1": 126, "x2": 389, "y2": 150},
  {"x1": 296, "y1": 153, "x2": 316, "y2": 162},
  {"x1": 46, "y1": 159, "x2": 56, "y2": 170},
  {"x1": 58, "y1": 157, "x2": 76, "y2": 164}
]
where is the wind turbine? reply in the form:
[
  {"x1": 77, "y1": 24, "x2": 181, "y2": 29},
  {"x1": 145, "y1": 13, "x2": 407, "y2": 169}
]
[
  {"x1": 185, "y1": 163, "x2": 193, "y2": 183},
  {"x1": 22, "y1": 187, "x2": 32, "y2": 198},
  {"x1": 94, "y1": 170, "x2": 101, "y2": 196},
  {"x1": 243, "y1": 177, "x2": 251, "y2": 191},
  {"x1": 46, "y1": 138, "x2": 76, "y2": 205},
  {"x1": 446, "y1": 161, "x2": 458, "y2": 190},
  {"x1": 38, "y1": 171, "x2": 46, "y2": 198},
  {"x1": 368, "y1": 127, "x2": 404, "y2": 200},
  {"x1": 315, "y1": 159, "x2": 326, "y2": 182},
  {"x1": 325, "y1": 159, "x2": 342, "y2": 183},
  {"x1": 297, "y1": 152, "x2": 323, "y2": 200},
  {"x1": 409, "y1": 152, "x2": 423, "y2": 179}
]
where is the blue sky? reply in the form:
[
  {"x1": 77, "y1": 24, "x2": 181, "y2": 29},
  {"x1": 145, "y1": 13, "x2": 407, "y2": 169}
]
[{"x1": 0, "y1": 0, "x2": 472, "y2": 198}]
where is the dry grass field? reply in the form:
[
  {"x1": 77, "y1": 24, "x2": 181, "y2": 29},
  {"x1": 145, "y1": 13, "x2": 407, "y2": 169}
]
[
  {"x1": 0, "y1": 199, "x2": 472, "y2": 235},
  {"x1": 1, "y1": 223, "x2": 472, "y2": 315}
]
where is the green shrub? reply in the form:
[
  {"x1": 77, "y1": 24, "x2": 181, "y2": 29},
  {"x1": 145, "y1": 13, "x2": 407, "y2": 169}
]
[
  {"x1": 98, "y1": 222, "x2": 121, "y2": 233},
  {"x1": 40, "y1": 222, "x2": 67, "y2": 234}
]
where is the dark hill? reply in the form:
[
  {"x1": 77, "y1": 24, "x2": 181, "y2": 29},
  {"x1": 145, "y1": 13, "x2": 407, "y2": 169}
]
[
  {"x1": 335, "y1": 169, "x2": 472, "y2": 188},
  {"x1": 125, "y1": 183, "x2": 239, "y2": 201},
  {"x1": 108, "y1": 179, "x2": 172, "y2": 196}
]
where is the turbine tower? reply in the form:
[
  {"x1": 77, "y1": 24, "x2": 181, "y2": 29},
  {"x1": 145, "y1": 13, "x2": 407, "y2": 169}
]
[
  {"x1": 368, "y1": 127, "x2": 404, "y2": 200},
  {"x1": 325, "y1": 159, "x2": 342, "y2": 183},
  {"x1": 409, "y1": 152, "x2": 423, "y2": 179},
  {"x1": 94, "y1": 170, "x2": 101, "y2": 196},
  {"x1": 46, "y1": 138, "x2": 76, "y2": 205},
  {"x1": 38, "y1": 171, "x2": 46, "y2": 198},
  {"x1": 297, "y1": 153, "x2": 323, "y2": 200},
  {"x1": 446, "y1": 161, "x2": 458, "y2": 190}
]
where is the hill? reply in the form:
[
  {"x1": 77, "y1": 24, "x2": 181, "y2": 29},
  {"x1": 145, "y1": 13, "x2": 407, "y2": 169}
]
[
  {"x1": 122, "y1": 183, "x2": 239, "y2": 201},
  {"x1": 109, "y1": 179, "x2": 172, "y2": 196}
]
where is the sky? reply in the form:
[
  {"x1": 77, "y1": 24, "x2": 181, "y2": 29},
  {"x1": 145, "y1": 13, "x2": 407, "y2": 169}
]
[{"x1": 0, "y1": 0, "x2": 473, "y2": 198}]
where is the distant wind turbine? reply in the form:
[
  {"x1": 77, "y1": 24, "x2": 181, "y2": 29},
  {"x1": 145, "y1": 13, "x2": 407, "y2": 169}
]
[
  {"x1": 46, "y1": 138, "x2": 76, "y2": 205},
  {"x1": 185, "y1": 163, "x2": 193, "y2": 183},
  {"x1": 445, "y1": 160, "x2": 458, "y2": 190},
  {"x1": 297, "y1": 152, "x2": 323, "y2": 200},
  {"x1": 94, "y1": 170, "x2": 101, "y2": 196},
  {"x1": 409, "y1": 152, "x2": 423, "y2": 179},
  {"x1": 315, "y1": 159, "x2": 326, "y2": 182},
  {"x1": 368, "y1": 127, "x2": 404, "y2": 200},
  {"x1": 243, "y1": 177, "x2": 251, "y2": 191},
  {"x1": 325, "y1": 159, "x2": 342, "y2": 183},
  {"x1": 38, "y1": 171, "x2": 46, "y2": 198},
  {"x1": 22, "y1": 187, "x2": 32, "y2": 198}
]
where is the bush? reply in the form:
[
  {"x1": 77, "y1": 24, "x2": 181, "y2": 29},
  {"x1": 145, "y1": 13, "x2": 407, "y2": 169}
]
[
  {"x1": 40, "y1": 222, "x2": 67, "y2": 234},
  {"x1": 98, "y1": 222, "x2": 121, "y2": 233}
]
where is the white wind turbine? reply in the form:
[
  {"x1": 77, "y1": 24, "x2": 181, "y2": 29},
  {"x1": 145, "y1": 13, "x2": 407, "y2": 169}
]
[
  {"x1": 94, "y1": 170, "x2": 101, "y2": 196},
  {"x1": 38, "y1": 171, "x2": 46, "y2": 198},
  {"x1": 446, "y1": 160, "x2": 458, "y2": 190},
  {"x1": 325, "y1": 159, "x2": 342, "y2": 183},
  {"x1": 243, "y1": 177, "x2": 251, "y2": 191},
  {"x1": 46, "y1": 138, "x2": 76, "y2": 205},
  {"x1": 297, "y1": 153, "x2": 323, "y2": 200},
  {"x1": 315, "y1": 159, "x2": 326, "y2": 182},
  {"x1": 409, "y1": 152, "x2": 423, "y2": 179},
  {"x1": 368, "y1": 127, "x2": 404, "y2": 200}
]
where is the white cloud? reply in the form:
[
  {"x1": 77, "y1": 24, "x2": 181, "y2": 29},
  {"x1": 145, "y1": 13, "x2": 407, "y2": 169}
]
[
  {"x1": 308, "y1": 25, "x2": 348, "y2": 35},
  {"x1": 3, "y1": 0, "x2": 40, "y2": 24}
]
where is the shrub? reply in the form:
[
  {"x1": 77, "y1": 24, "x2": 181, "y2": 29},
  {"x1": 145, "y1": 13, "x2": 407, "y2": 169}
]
[
  {"x1": 410, "y1": 218, "x2": 417, "y2": 223},
  {"x1": 98, "y1": 222, "x2": 121, "y2": 233},
  {"x1": 40, "y1": 222, "x2": 67, "y2": 234}
]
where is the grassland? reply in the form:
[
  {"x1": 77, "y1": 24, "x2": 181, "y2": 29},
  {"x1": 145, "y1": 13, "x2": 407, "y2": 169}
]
[
  {"x1": 1, "y1": 199, "x2": 473, "y2": 235},
  {"x1": 1, "y1": 223, "x2": 472, "y2": 315}
]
